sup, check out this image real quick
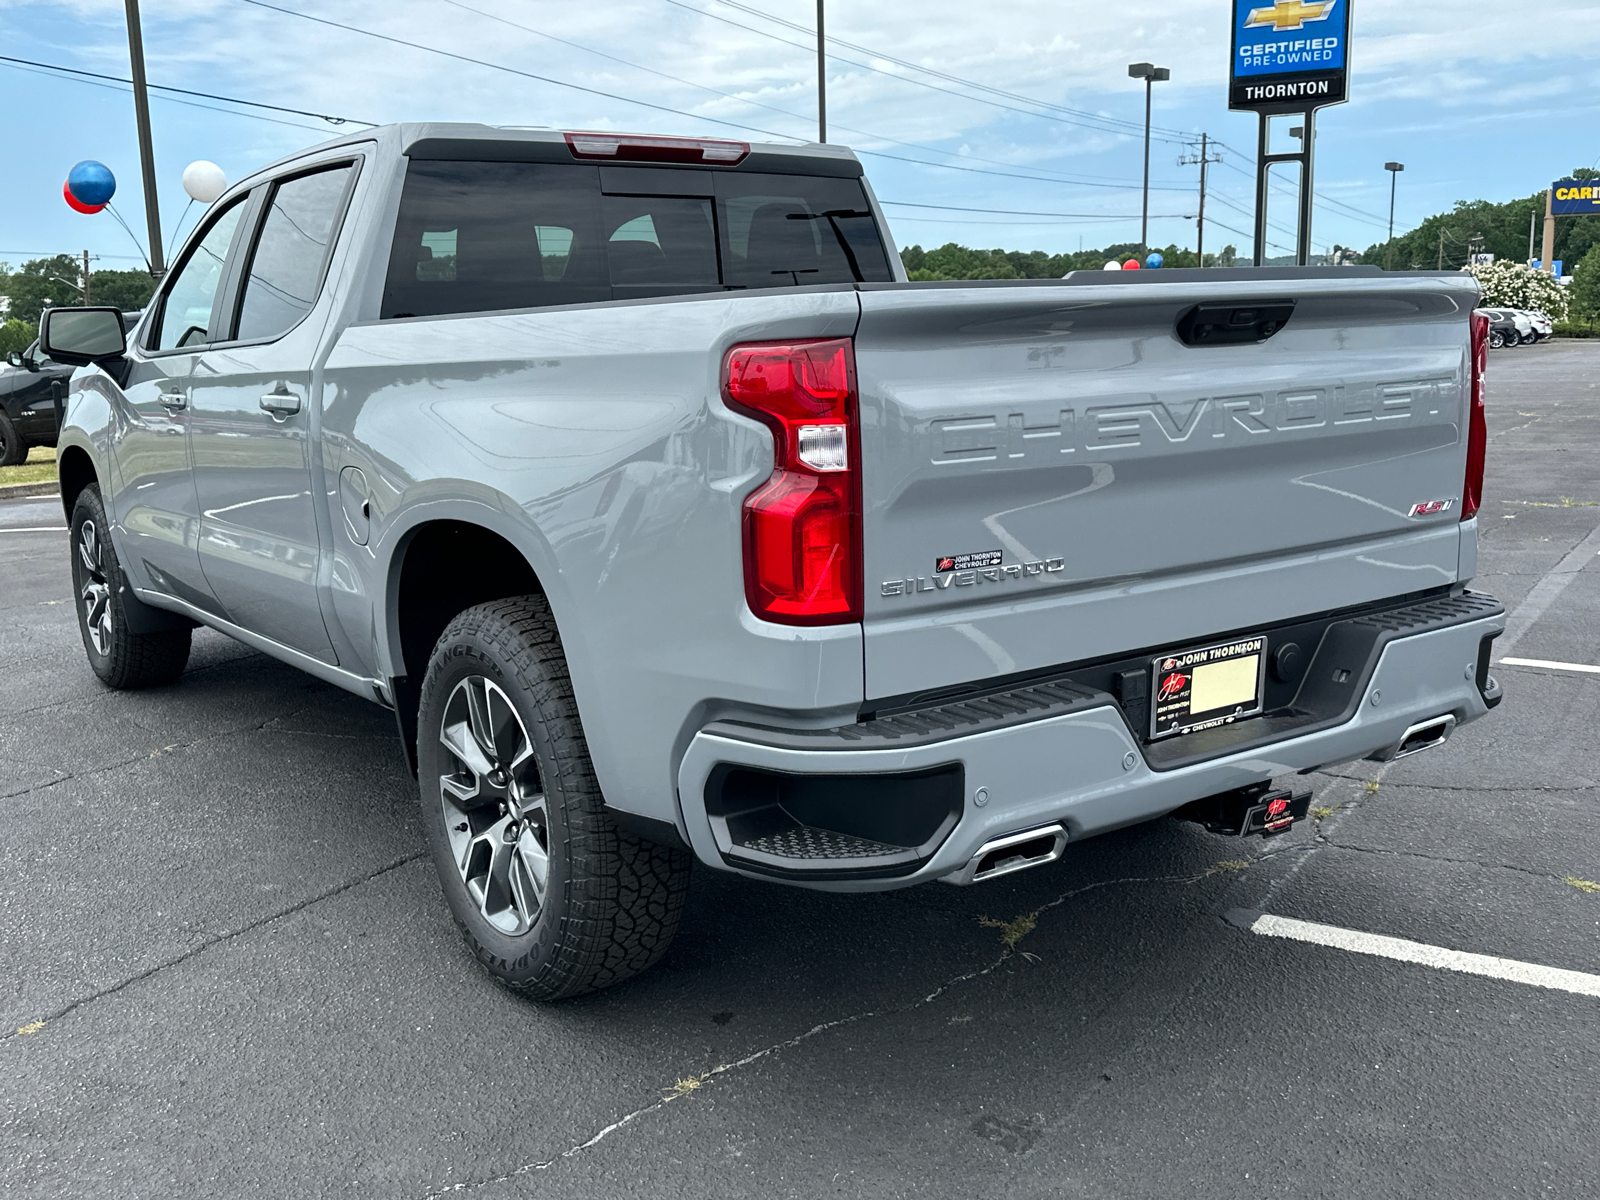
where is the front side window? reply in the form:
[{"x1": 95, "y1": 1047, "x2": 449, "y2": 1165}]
[
  {"x1": 234, "y1": 165, "x2": 354, "y2": 342},
  {"x1": 152, "y1": 198, "x2": 246, "y2": 351},
  {"x1": 381, "y1": 160, "x2": 892, "y2": 320}
]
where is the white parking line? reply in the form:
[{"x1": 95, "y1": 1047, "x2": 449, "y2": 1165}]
[
  {"x1": 1227, "y1": 910, "x2": 1600, "y2": 998},
  {"x1": 0, "y1": 527, "x2": 67, "y2": 533},
  {"x1": 1499, "y1": 656, "x2": 1600, "y2": 675}
]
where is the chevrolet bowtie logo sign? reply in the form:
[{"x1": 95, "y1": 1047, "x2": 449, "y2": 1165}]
[{"x1": 1246, "y1": 0, "x2": 1337, "y2": 31}]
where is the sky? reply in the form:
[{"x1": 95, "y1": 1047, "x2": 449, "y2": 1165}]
[{"x1": 3, "y1": 0, "x2": 1599, "y2": 275}]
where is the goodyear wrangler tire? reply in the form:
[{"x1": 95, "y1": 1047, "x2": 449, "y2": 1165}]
[{"x1": 416, "y1": 596, "x2": 691, "y2": 999}]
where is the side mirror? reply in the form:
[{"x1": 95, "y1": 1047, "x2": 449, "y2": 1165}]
[
  {"x1": 4, "y1": 351, "x2": 20, "y2": 368},
  {"x1": 39, "y1": 306, "x2": 127, "y2": 367}
]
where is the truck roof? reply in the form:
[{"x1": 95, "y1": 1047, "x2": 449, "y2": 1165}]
[{"x1": 241, "y1": 122, "x2": 863, "y2": 191}]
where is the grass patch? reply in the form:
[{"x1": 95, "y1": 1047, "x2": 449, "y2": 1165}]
[
  {"x1": 1564, "y1": 877, "x2": 1600, "y2": 895},
  {"x1": 0, "y1": 445, "x2": 57, "y2": 488},
  {"x1": 1311, "y1": 805, "x2": 1338, "y2": 821},
  {"x1": 666, "y1": 1074, "x2": 706, "y2": 1097},
  {"x1": 979, "y1": 912, "x2": 1037, "y2": 948},
  {"x1": 1364, "y1": 780, "x2": 1381, "y2": 795},
  {"x1": 1209, "y1": 859, "x2": 1251, "y2": 875},
  {"x1": 16, "y1": 1020, "x2": 45, "y2": 1035}
]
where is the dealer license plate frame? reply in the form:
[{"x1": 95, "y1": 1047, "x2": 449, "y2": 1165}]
[{"x1": 1149, "y1": 635, "x2": 1268, "y2": 740}]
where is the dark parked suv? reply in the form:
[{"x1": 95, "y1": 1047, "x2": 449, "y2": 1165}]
[
  {"x1": 0, "y1": 339, "x2": 73, "y2": 465},
  {"x1": 2, "y1": 312, "x2": 141, "y2": 465}
]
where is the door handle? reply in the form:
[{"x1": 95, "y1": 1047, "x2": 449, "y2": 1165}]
[
  {"x1": 259, "y1": 389, "x2": 302, "y2": 417},
  {"x1": 157, "y1": 390, "x2": 188, "y2": 411}
]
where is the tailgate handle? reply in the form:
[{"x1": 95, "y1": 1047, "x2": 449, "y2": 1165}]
[{"x1": 1175, "y1": 300, "x2": 1295, "y2": 346}]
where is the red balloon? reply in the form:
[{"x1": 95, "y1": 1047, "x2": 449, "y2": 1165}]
[
  {"x1": 63, "y1": 179, "x2": 105, "y2": 214},
  {"x1": 1121, "y1": 259, "x2": 1141, "y2": 270}
]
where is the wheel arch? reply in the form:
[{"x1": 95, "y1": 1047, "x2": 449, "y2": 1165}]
[
  {"x1": 383, "y1": 509, "x2": 564, "y2": 774},
  {"x1": 57, "y1": 443, "x2": 99, "y2": 523}
]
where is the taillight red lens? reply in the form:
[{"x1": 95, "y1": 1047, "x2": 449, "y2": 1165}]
[
  {"x1": 723, "y1": 339, "x2": 861, "y2": 624},
  {"x1": 1463, "y1": 310, "x2": 1489, "y2": 521}
]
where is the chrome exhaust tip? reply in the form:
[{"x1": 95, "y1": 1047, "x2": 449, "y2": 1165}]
[
  {"x1": 1373, "y1": 714, "x2": 1457, "y2": 762},
  {"x1": 939, "y1": 824, "x2": 1069, "y2": 886}
]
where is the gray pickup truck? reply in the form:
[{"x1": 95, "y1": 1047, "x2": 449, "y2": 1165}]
[{"x1": 42, "y1": 123, "x2": 1504, "y2": 999}]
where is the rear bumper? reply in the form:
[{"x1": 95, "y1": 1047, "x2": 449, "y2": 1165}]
[{"x1": 676, "y1": 595, "x2": 1505, "y2": 892}]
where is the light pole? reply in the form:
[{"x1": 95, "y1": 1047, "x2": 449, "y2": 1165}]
[
  {"x1": 1384, "y1": 161, "x2": 1404, "y2": 270},
  {"x1": 1128, "y1": 62, "x2": 1169, "y2": 260}
]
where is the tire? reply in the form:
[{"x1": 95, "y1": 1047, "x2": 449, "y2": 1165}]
[
  {"x1": 1520, "y1": 331, "x2": 1537, "y2": 345},
  {"x1": 416, "y1": 596, "x2": 691, "y2": 1000},
  {"x1": 1489, "y1": 330, "x2": 1505, "y2": 349},
  {"x1": 69, "y1": 485, "x2": 192, "y2": 688},
  {"x1": 0, "y1": 412, "x2": 25, "y2": 467}
]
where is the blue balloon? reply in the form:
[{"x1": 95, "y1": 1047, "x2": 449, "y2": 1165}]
[
  {"x1": 1145, "y1": 252, "x2": 1164, "y2": 269},
  {"x1": 67, "y1": 160, "x2": 116, "y2": 207}
]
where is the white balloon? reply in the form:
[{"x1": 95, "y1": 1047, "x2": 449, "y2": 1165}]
[
  {"x1": 182, "y1": 160, "x2": 227, "y2": 203},
  {"x1": 1103, "y1": 260, "x2": 1121, "y2": 271}
]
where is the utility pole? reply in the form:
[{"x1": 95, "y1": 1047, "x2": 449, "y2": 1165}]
[
  {"x1": 124, "y1": 0, "x2": 165, "y2": 279},
  {"x1": 1128, "y1": 63, "x2": 1169, "y2": 260},
  {"x1": 1179, "y1": 134, "x2": 1222, "y2": 267},
  {"x1": 82, "y1": 250, "x2": 92, "y2": 306},
  {"x1": 1527, "y1": 208, "x2": 1536, "y2": 265},
  {"x1": 1437, "y1": 229, "x2": 1444, "y2": 271},
  {"x1": 815, "y1": 0, "x2": 826, "y2": 143}
]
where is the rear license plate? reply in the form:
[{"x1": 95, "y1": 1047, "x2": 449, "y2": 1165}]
[{"x1": 1150, "y1": 636, "x2": 1266, "y2": 739}]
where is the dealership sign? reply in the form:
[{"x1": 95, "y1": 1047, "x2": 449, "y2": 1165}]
[
  {"x1": 1229, "y1": 0, "x2": 1351, "y2": 112},
  {"x1": 1551, "y1": 181, "x2": 1600, "y2": 216}
]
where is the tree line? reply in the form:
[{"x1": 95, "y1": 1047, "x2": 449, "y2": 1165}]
[{"x1": 0, "y1": 255, "x2": 156, "y2": 357}]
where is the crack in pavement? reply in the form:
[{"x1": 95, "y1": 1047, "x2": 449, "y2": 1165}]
[
  {"x1": 1, "y1": 852, "x2": 426, "y2": 1045},
  {"x1": 1315, "y1": 772, "x2": 1598, "y2": 794},
  {"x1": 1313, "y1": 839, "x2": 1586, "y2": 885},
  {"x1": 419, "y1": 869, "x2": 1230, "y2": 1197},
  {"x1": 0, "y1": 705, "x2": 320, "y2": 804}
]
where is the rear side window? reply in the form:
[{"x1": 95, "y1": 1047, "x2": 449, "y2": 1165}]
[
  {"x1": 717, "y1": 172, "x2": 890, "y2": 290},
  {"x1": 235, "y1": 164, "x2": 355, "y2": 342},
  {"x1": 381, "y1": 160, "x2": 891, "y2": 320}
]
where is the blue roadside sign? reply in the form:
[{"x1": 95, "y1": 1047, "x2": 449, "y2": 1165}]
[
  {"x1": 1229, "y1": 0, "x2": 1352, "y2": 112},
  {"x1": 1551, "y1": 182, "x2": 1600, "y2": 216}
]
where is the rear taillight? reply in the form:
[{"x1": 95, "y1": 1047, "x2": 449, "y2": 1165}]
[
  {"x1": 1463, "y1": 310, "x2": 1489, "y2": 521},
  {"x1": 722, "y1": 339, "x2": 862, "y2": 625}
]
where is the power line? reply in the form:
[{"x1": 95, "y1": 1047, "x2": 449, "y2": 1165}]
[
  {"x1": 0, "y1": 56, "x2": 339, "y2": 134},
  {"x1": 881, "y1": 200, "x2": 1188, "y2": 221},
  {"x1": 659, "y1": 0, "x2": 1196, "y2": 146},
  {"x1": 446, "y1": 0, "x2": 1194, "y2": 192},
  {"x1": 234, "y1": 0, "x2": 800, "y2": 141},
  {"x1": 694, "y1": 0, "x2": 1191, "y2": 141},
  {"x1": 0, "y1": 53, "x2": 373, "y2": 127}
]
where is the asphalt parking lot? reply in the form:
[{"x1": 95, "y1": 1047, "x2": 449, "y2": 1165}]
[{"x1": 3, "y1": 340, "x2": 1598, "y2": 1199}]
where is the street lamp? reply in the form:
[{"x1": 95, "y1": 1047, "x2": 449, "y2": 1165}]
[
  {"x1": 1384, "y1": 162, "x2": 1404, "y2": 269},
  {"x1": 1128, "y1": 62, "x2": 1169, "y2": 260}
]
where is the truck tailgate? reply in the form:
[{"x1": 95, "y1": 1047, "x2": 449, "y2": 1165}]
[{"x1": 854, "y1": 275, "x2": 1478, "y2": 701}]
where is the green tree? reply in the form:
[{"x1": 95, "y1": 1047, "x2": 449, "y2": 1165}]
[
  {"x1": 1569, "y1": 242, "x2": 1600, "y2": 321},
  {"x1": 0, "y1": 255, "x2": 86, "y2": 327},
  {"x1": 0, "y1": 318, "x2": 34, "y2": 357},
  {"x1": 89, "y1": 268, "x2": 155, "y2": 312}
]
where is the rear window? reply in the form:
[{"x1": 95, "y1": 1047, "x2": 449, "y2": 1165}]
[{"x1": 380, "y1": 160, "x2": 891, "y2": 320}]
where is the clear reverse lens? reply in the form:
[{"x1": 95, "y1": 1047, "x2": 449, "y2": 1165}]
[{"x1": 797, "y1": 424, "x2": 849, "y2": 472}]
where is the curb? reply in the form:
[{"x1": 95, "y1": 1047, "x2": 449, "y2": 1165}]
[{"x1": 0, "y1": 481, "x2": 60, "y2": 500}]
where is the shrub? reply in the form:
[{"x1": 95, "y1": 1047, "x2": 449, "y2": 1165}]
[{"x1": 1465, "y1": 261, "x2": 1570, "y2": 319}]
